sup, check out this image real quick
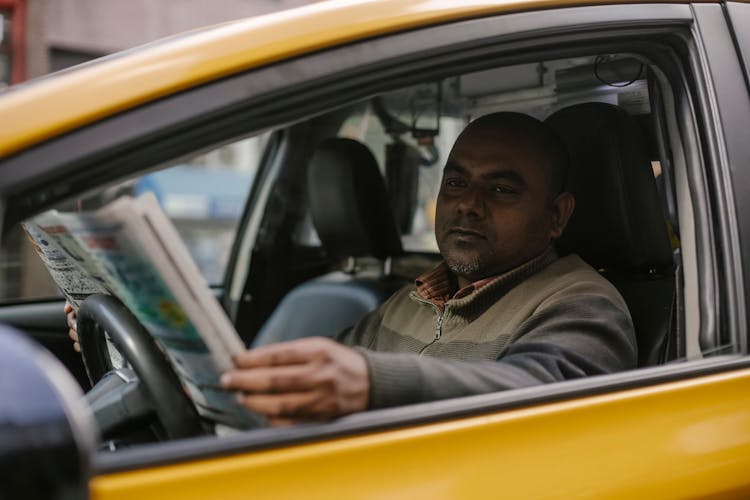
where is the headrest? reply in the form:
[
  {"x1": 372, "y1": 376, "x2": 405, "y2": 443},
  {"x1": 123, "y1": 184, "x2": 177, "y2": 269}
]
[
  {"x1": 307, "y1": 138, "x2": 402, "y2": 260},
  {"x1": 545, "y1": 103, "x2": 673, "y2": 272}
]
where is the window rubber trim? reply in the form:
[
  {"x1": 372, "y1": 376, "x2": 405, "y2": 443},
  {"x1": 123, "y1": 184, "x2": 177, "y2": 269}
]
[{"x1": 691, "y1": 4, "x2": 750, "y2": 354}]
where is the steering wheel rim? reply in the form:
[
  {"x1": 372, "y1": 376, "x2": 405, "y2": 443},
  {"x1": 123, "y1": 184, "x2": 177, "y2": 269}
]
[{"x1": 77, "y1": 294, "x2": 204, "y2": 439}]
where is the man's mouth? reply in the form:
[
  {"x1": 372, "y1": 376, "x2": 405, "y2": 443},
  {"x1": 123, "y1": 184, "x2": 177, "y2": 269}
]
[{"x1": 447, "y1": 227, "x2": 486, "y2": 240}]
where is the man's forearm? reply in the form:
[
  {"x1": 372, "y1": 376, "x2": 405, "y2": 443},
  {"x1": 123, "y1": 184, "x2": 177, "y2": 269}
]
[
  {"x1": 359, "y1": 344, "x2": 607, "y2": 409},
  {"x1": 359, "y1": 315, "x2": 637, "y2": 410}
]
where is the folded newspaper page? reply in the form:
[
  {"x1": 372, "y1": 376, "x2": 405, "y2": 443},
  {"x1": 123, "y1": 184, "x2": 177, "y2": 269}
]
[{"x1": 23, "y1": 193, "x2": 263, "y2": 428}]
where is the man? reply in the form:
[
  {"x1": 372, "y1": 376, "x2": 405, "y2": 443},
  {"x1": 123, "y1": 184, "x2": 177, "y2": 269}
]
[
  {"x1": 67, "y1": 113, "x2": 636, "y2": 425},
  {"x1": 218, "y1": 112, "x2": 637, "y2": 425}
]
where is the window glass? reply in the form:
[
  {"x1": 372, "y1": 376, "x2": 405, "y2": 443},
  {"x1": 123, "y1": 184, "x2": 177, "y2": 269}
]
[
  {"x1": 287, "y1": 52, "x2": 698, "y2": 368},
  {"x1": 334, "y1": 55, "x2": 661, "y2": 254},
  {"x1": 338, "y1": 102, "x2": 465, "y2": 253},
  {"x1": 0, "y1": 134, "x2": 267, "y2": 303}
]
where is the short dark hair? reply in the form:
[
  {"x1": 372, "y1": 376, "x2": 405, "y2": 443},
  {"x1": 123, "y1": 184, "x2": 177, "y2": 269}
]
[{"x1": 464, "y1": 112, "x2": 569, "y2": 196}]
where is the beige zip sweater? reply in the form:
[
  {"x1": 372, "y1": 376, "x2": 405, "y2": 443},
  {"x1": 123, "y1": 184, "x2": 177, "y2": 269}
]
[{"x1": 338, "y1": 249, "x2": 637, "y2": 409}]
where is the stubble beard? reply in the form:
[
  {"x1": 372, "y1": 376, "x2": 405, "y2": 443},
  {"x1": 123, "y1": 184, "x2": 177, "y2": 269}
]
[
  {"x1": 444, "y1": 251, "x2": 482, "y2": 280},
  {"x1": 436, "y1": 217, "x2": 492, "y2": 281}
]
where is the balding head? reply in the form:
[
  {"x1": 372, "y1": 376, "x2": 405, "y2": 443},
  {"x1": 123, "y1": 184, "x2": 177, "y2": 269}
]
[{"x1": 458, "y1": 112, "x2": 568, "y2": 199}]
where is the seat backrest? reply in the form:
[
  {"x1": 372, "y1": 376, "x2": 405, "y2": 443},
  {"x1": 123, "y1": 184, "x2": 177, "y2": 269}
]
[
  {"x1": 252, "y1": 138, "x2": 406, "y2": 346},
  {"x1": 545, "y1": 103, "x2": 676, "y2": 366}
]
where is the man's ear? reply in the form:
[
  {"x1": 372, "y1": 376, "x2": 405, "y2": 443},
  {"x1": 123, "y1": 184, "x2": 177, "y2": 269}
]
[{"x1": 550, "y1": 191, "x2": 575, "y2": 239}]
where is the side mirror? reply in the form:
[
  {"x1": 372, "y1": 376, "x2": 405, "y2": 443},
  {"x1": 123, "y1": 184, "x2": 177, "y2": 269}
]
[{"x1": 0, "y1": 325, "x2": 95, "y2": 499}]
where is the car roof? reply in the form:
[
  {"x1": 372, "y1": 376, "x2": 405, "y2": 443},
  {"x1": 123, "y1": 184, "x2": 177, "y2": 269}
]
[{"x1": 0, "y1": 0, "x2": 707, "y2": 160}]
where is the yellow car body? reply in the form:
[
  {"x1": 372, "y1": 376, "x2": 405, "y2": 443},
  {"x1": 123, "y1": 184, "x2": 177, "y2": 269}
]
[
  {"x1": 2, "y1": 0, "x2": 750, "y2": 498},
  {"x1": 0, "y1": 0, "x2": 594, "y2": 156},
  {"x1": 94, "y1": 369, "x2": 750, "y2": 499}
]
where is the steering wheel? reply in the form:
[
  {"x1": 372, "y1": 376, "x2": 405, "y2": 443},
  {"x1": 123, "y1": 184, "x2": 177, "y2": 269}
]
[{"x1": 77, "y1": 294, "x2": 205, "y2": 440}]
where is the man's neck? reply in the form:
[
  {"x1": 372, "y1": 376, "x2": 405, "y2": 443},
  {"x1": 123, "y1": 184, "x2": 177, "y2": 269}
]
[
  {"x1": 456, "y1": 276, "x2": 472, "y2": 289},
  {"x1": 454, "y1": 246, "x2": 560, "y2": 290},
  {"x1": 415, "y1": 245, "x2": 558, "y2": 306}
]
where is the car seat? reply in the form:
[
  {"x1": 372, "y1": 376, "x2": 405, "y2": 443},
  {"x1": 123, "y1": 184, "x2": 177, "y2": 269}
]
[
  {"x1": 252, "y1": 138, "x2": 408, "y2": 346},
  {"x1": 545, "y1": 102, "x2": 677, "y2": 367}
]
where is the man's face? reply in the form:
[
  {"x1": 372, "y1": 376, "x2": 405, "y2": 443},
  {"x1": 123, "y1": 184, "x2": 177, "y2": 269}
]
[{"x1": 435, "y1": 126, "x2": 567, "y2": 285}]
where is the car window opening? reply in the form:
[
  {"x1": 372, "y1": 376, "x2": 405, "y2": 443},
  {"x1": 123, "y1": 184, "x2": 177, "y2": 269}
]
[
  {"x1": 8, "y1": 48, "x2": 726, "y2": 450},
  {"x1": 266, "y1": 53, "x2": 684, "y2": 364}
]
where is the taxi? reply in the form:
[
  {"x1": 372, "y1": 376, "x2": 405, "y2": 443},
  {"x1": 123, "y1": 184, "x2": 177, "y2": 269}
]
[{"x1": 1, "y1": 0, "x2": 750, "y2": 498}]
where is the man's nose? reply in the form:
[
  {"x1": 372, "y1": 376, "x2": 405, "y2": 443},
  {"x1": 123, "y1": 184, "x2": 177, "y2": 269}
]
[{"x1": 456, "y1": 188, "x2": 485, "y2": 217}]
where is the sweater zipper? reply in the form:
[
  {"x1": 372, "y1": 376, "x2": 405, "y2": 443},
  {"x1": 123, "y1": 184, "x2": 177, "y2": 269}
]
[
  {"x1": 434, "y1": 313, "x2": 444, "y2": 340},
  {"x1": 412, "y1": 295, "x2": 445, "y2": 356}
]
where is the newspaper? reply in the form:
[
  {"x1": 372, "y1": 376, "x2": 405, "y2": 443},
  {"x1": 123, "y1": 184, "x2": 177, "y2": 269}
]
[{"x1": 23, "y1": 193, "x2": 263, "y2": 429}]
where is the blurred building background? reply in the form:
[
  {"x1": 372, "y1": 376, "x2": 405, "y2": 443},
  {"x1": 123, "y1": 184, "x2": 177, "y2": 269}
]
[
  {"x1": 1, "y1": 0, "x2": 319, "y2": 85},
  {"x1": 1, "y1": 0, "x2": 317, "y2": 300}
]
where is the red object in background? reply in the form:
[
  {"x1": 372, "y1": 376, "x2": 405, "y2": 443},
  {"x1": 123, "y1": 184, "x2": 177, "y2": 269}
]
[{"x1": 0, "y1": 0, "x2": 25, "y2": 83}]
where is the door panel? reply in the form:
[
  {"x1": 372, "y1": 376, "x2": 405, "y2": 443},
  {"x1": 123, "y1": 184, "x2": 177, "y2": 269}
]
[{"x1": 90, "y1": 367, "x2": 750, "y2": 499}]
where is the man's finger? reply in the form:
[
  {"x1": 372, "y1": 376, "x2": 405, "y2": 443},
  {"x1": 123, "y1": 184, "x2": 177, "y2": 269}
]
[
  {"x1": 222, "y1": 364, "x2": 317, "y2": 393},
  {"x1": 66, "y1": 310, "x2": 77, "y2": 331},
  {"x1": 238, "y1": 391, "x2": 327, "y2": 418},
  {"x1": 233, "y1": 338, "x2": 333, "y2": 368},
  {"x1": 267, "y1": 417, "x2": 308, "y2": 427}
]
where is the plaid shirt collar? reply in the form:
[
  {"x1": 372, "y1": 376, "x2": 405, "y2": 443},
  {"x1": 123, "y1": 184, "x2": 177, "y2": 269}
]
[{"x1": 415, "y1": 246, "x2": 557, "y2": 310}]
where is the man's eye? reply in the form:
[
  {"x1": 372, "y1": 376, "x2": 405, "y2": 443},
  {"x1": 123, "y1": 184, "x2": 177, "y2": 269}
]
[
  {"x1": 444, "y1": 178, "x2": 466, "y2": 188},
  {"x1": 492, "y1": 185, "x2": 516, "y2": 194}
]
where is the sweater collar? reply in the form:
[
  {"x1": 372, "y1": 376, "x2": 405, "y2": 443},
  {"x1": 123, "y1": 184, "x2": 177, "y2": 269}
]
[{"x1": 415, "y1": 246, "x2": 558, "y2": 310}]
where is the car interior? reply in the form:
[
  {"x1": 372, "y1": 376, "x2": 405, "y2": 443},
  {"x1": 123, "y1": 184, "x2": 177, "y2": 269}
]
[
  {"x1": 232, "y1": 53, "x2": 683, "y2": 364},
  {"x1": 2, "y1": 49, "x2": 710, "y2": 447}
]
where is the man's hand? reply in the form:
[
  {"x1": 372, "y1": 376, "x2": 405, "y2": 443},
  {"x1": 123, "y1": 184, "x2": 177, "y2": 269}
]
[
  {"x1": 221, "y1": 337, "x2": 370, "y2": 426},
  {"x1": 64, "y1": 301, "x2": 80, "y2": 352}
]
